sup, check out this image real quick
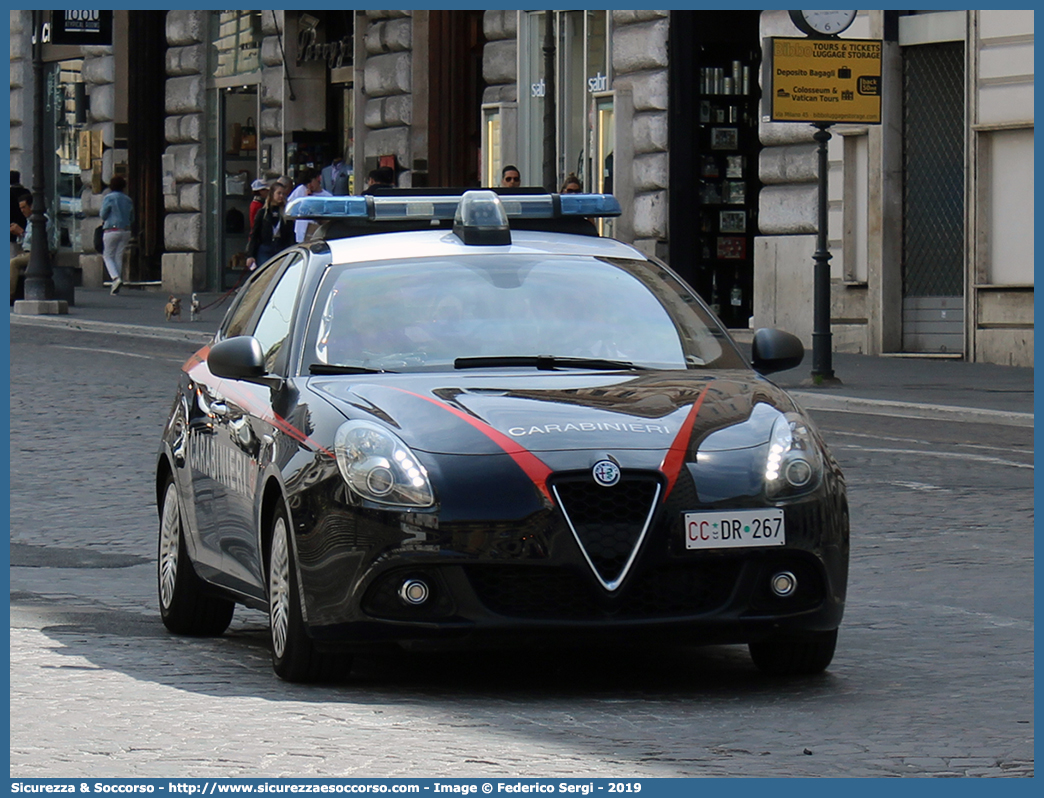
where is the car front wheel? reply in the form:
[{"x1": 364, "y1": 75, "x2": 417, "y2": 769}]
[
  {"x1": 748, "y1": 629, "x2": 838, "y2": 676},
  {"x1": 268, "y1": 504, "x2": 350, "y2": 682},
  {"x1": 158, "y1": 477, "x2": 234, "y2": 636}
]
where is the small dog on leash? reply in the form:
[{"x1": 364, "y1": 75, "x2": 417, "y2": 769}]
[{"x1": 165, "y1": 295, "x2": 182, "y2": 322}]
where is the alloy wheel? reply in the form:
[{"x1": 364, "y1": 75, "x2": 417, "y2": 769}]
[
  {"x1": 269, "y1": 516, "x2": 291, "y2": 659},
  {"x1": 158, "y1": 483, "x2": 181, "y2": 610}
]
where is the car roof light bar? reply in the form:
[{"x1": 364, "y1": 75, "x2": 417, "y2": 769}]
[
  {"x1": 286, "y1": 195, "x2": 370, "y2": 219},
  {"x1": 558, "y1": 193, "x2": 622, "y2": 218},
  {"x1": 286, "y1": 190, "x2": 622, "y2": 222}
]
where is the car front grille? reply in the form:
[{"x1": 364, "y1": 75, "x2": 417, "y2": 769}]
[
  {"x1": 464, "y1": 563, "x2": 740, "y2": 620},
  {"x1": 550, "y1": 474, "x2": 660, "y2": 589}
]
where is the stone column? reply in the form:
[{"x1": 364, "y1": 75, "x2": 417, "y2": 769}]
[
  {"x1": 359, "y1": 11, "x2": 413, "y2": 183},
  {"x1": 259, "y1": 10, "x2": 285, "y2": 178},
  {"x1": 481, "y1": 10, "x2": 519, "y2": 183},
  {"x1": 612, "y1": 10, "x2": 670, "y2": 260},
  {"x1": 9, "y1": 11, "x2": 34, "y2": 181},
  {"x1": 162, "y1": 10, "x2": 207, "y2": 294}
]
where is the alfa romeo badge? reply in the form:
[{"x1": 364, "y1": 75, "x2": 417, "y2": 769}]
[{"x1": 592, "y1": 459, "x2": 621, "y2": 487}]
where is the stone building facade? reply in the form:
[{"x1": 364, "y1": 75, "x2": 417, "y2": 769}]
[
  {"x1": 752, "y1": 9, "x2": 1034, "y2": 366},
  {"x1": 9, "y1": 10, "x2": 120, "y2": 282},
  {"x1": 9, "y1": 9, "x2": 1033, "y2": 366},
  {"x1": 477, "y1": 9, "x2": 1033, "y2": 366},
  {"x1": 162, "y1": 10, "x2": 208, "y2": 294}
]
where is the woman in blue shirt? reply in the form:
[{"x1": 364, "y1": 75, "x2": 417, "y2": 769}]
[{"x1": 101, "y1": 174, "x2": 134, "y2": 295}]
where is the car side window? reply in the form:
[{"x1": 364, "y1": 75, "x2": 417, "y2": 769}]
[
  {"x1": 251, "y1": 253, "x2": 306, "y2": 372},
  {"x1": 221, "y1": 255, "x2": 288, "y2": 339}
]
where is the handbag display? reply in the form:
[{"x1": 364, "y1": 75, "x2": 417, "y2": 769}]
[
  {"x1": 225, "y1": 170, "x2": 249, "y2": 196},
  {"x1": 240, "y1": 117, "x2": 257, "y2": 151},
  {"x1": 225, "y1": 207, "x2": 245, "y2": 234}
]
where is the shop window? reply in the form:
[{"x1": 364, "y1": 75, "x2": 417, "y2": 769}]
[
  {"x1": 45, "y1": 59, "x2": 86, "y2": 254},
  {"x1": 215, "y1": 86, "x2": 260, "y2": 290},
  {"x1": 482, "y1": 106, "x2": 502, "y2": 188},
  {"x1": 668, "y1": 11, "x2": 762, "y2": 330},
  {"x1": 593, "y1": 95, "x2": 614, "y2": 236},
  {"x1": 519, "y1": 11, "x2": 611, "y2": 189}
]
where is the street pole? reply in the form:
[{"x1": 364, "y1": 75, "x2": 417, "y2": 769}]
[
  {"x1": 810, "y1": 122, "x2": 839, "y2": 384},
  {"x1": 541, "y1": 10, "x2": 557, "y2": 192},
  {"x1": 23, "y1": 9, "x2": 56, "y2": 303}
]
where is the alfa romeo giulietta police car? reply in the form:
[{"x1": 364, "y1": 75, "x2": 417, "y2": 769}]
[{"x1": 156, "y1": 189, "x2": 849, "y2": 682}]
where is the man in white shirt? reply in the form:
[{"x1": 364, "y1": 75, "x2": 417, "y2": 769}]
[{"x1": 287, "y1": 168, "x2": 331, "y2": 242}]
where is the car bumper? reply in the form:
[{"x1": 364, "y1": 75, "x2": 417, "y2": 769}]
[{"x1": 291, "y1": 467, "x2": 849, "y2": 651}]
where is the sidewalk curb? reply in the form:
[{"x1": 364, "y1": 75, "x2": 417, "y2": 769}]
[
  {"x1": 790, "y1": 391, "x2": 1034, "y2": 428},
  {"x1": 9, "y1": 312, "x2": 214, "y2": 345}
]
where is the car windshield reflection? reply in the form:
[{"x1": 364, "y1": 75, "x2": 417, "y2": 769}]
[{"x1": 305, "y1": 255, "x2": 742, "y2": 374}]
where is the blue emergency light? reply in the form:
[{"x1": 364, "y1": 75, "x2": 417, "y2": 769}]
[{"x1": 286, "y1": 190, "x2": 622, "y2": 223}]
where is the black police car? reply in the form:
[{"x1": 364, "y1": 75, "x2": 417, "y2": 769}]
[{"x1": 156, "y1": 189, "x2": 848, "y2": 682}]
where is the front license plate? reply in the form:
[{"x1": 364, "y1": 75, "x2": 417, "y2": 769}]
[{"x1": 684, "y1": 508, "x2": 786, "y2": 550}]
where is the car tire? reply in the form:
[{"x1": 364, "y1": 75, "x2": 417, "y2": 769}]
[
  {"x1": 748, "y1": 629, "x2": 838, "y2": 676},
  {"x1": 268, "y1": 503, "x2": 350, "y2": 682},
  {"x1": 158, "y1": 478, "x2": 235, "y2": 636}
]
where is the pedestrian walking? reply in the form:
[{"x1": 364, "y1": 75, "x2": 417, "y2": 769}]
[
  {"x1": 362, "y1": 166, "x2": 395, "y2": 195},
  {"x1": 101, "y1": 175, "x2": 134, "y2": 295},
  {"x1": 500, "y1": 165, "x2": 521, "y2": 187},
  {"x1": 246, "y1": 180, "x2": 294, "y2": 270},
  {"x1": 560, "y1": 173, "x2": 582, "y2": 193},
  {"x1": 287, "y1": 167, "x2": 331, "y2": 242},
  {"x1": 248, "y1": 179, "x2": 269, "y2": 229}
]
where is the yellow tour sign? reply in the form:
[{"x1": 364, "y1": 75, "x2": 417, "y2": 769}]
[{"x1": 765, "y1": 37, "x2": 882, "y2": 124}]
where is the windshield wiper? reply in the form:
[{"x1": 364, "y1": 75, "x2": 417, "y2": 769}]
[
  {"x1": 454, "y1": 355, "x2": 645, "y2": 371},
  {"x1": 309, "y1": 363, "x2": 396, "y2": 375}
]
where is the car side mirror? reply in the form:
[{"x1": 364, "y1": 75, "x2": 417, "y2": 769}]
[
  {"x1": 208, "y1": 336, "x2": 268, "y2": 381},
  {"x1": 751, "y1": 328, "x2": 805, "y2": 375}
]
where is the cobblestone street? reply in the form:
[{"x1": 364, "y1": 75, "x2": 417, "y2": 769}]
[{"x1": 9, "y1": 324, "x2": 1034, "y2": 778}]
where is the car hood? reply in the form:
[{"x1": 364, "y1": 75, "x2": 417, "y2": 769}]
[{"x1": 308, "y1": 370, "x2": 800, "y2": 457}]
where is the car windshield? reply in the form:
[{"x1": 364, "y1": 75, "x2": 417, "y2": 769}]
[{"x1": 302, "y1": 254, "x2": 745, "y2": 373}]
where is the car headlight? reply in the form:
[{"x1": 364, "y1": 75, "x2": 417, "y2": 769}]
[
  {"x1": 765, "y1": 411, "x2": 824, "y2": 498},
  {"x1": 334, "y1": 420, "x2": 435, "y2": 508}
]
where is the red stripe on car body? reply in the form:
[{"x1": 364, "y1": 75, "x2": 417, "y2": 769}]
[
  {"x1": 390, "y1": 387, "x2": 555, "y2": 506},
  {"x1": 659, "y1": 385, "x2": 711, "y2": 499},
  {"x1": 182, "y1": 344, "x2": 211, "y2": 377}
]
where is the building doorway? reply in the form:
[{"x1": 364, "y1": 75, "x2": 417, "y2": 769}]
[
  {"x1": 126, "y1": 10, "x2": 167, "y2": 282},
  {"x1": 217, "y1": 85, "x2": 259, "y2": 290},
  {"x1": 425, "y1": 10, "x2": 486, "y2": 188},
  {"x1": 901, "y1": 41, "x2": 965, "y2": 354}
]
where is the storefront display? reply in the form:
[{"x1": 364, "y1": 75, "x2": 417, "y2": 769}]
[
  {"x1": 46, "y1": 59, "x2": 86, "y2": 256},
  {"x1": 222, "y1": 92, "x2": 258, "y2": 289},
  {"x1": 693, "y1": 46, "x2": 760, "y2": 327},
  {"x1": 518, "y1": 11, "x2": 610, "y2": 189}
]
